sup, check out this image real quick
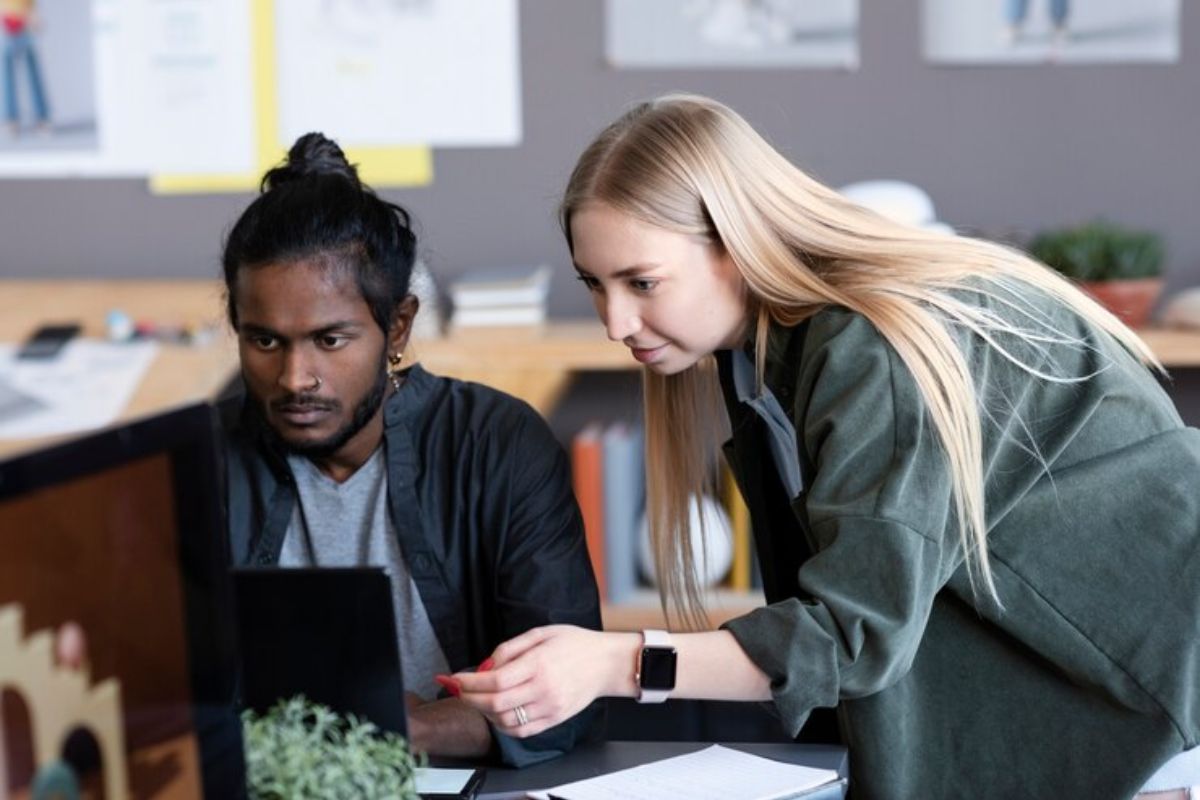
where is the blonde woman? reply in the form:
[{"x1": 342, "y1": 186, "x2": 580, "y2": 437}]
[{"x1": 447, "y1": 95, "x2": 1200, "y2": 798}]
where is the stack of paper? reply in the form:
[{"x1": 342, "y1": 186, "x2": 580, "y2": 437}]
[
  {"x1": 0, "y1": 340, "x2": 158, "y2": 440},
  {"x1": 527, "y1": 745, "x2": 844, "y2": 800}
]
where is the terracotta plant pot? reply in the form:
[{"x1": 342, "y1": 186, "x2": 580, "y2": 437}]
[{"x1": 1080, "y1": 278, "x2": 1164, "y2": 329}]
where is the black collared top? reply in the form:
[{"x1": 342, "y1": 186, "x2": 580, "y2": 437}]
[{"x1": 219, "y1": 364, "x2": 603, "y2": 767}]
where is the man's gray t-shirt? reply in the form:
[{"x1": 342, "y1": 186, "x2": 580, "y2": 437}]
[{"x1": 280, "y1": 447, "x2": 449, "y2": 700}]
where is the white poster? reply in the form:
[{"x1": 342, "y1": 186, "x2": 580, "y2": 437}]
[
  {"x1": 134, "y1": 0, "x2": 256, "y2": 173},
  {"x1": 924, "y1": 0, "x2": 1180, "y2": 65},
  {"x1": 275, "y1": 0, "x2": 521, "y2": 148},
  {"x1": 0, "y1": 0, "x2": 255, "y2": 177},
  {"x1": 607, "y1": 0, "x2": 859, "y2": 70}
]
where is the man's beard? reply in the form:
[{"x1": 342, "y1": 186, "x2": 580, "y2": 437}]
[{"x1": 263, "y1": 358, "x2": 389, "y2": 460}]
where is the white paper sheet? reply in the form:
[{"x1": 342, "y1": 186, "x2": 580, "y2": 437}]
[
  {"x1": 527, "y1": 745, "x2": 841, "y2": 800},
  {"x1": 414, "y1": 767, "x2": 477, "y2": 794},
  {"x1": 131, "y1": 0, "x2": 256, "y2": 174},
  {"x1": 275, "y1": 0, "x2": 520, "y2": 147},
  {"x1": 0, "y1": 339, "x2": 158, "y2": 439}
]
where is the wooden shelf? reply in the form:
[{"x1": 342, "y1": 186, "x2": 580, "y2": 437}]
[
  {"x1": 600, "y1": 589, "x2": 765, "y2": 632},
  {"x1": 409, "y1": 323, "x2": 631, "y2": 416},
  {"x1": 1137, "y1": 327, "x2": 1200, "y2": 368},
  {"x1": 413, "y1": 321, "x2": 1200, "y2": 415},
  {"x1": 412, "y1": 322, "x2": 631, "y2": 371}
]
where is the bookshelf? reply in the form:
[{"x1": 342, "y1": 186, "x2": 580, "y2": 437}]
[
  {"x1": 412, "y1": 321, "x2": 1200, "y2": 632},
  {"x1": 4, "y1": 281, "x2": 1199, "y2": 631}
]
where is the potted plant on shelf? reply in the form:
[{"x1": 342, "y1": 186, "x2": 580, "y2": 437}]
[
  {"x1": 242, "y1": 696, "x2": 423, "y2": 799},
  {"x1": 1029, "y1": 220, "x2": 1165, "y2": 329}
]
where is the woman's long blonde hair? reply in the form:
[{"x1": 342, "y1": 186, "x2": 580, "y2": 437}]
[{"x1": 561, "y1": 94, "x2": 1160, "y2": 629}]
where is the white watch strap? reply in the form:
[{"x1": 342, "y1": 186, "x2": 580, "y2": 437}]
[
  {"x1": 643, "y1": 629, "x2": 671, "y2": 648},
  {"x1": 637, "y1": 629, "x2": 674, "y2": 703}
]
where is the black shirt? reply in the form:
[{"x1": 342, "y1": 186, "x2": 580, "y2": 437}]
[{"x1": 219, "y1": 364, "x2": 603, "y2": 766}]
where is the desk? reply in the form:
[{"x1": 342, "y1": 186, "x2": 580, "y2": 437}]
[
  {"x1": 0, "y1": 280, "x2": 237, "y2": 460},
  {"x1": 470, "y1": 741, "x2": 848, "y2": 799},
  {"x1": 5, "y1": 279, "x2": 1200, "y2": 433}
]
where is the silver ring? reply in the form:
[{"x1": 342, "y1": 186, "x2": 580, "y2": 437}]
[
  {"x1": 514, "y1": 704, "x2": 529, "y2": 727},
  {"x1": 309, "y1": 375, "x2": 322, "y2": 391}
]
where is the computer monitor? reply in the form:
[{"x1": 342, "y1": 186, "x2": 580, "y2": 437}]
[{"x1": 0, "y1": 403, "x2": 245, "y2": 799}]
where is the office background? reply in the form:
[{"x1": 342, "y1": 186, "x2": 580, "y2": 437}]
[
  {"x1": 1, "y1": 0, "x2": 1196, "y2": 748},
  {"x1": 1, "y1": 0, "x2": 1197, "y2": 418}
]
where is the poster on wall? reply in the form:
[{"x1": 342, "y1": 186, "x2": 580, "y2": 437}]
[
  {"x1": 0, "y1": 0, "x2": 256, "y2": 177},
  {"x1": 151, "y1": 0, "x2": 432, "y2": 194},
  {"x1": 924, "y1": 0, "x2": 1180, "y2": 65},
  {"x1": 607, "y1": 0, "x2": 859, "y2": 70},
  {"x1": 132, "y1": 0, "x2": 256, "y2": 174},
  {"x1": 274, "y1": 0, "x2": 521, "y2": 148},
  {"x1": 0, "y1": 0, "x2": 100, "y2": 164}
]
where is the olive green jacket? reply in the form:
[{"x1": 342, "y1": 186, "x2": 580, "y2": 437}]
[{"x1": 719, "y1": 294, "x2": 1200, "y2": 799}]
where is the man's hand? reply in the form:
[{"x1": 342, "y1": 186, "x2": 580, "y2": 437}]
[{"x1": 404, "y1": 692, "x2": 493, "y2": 759}]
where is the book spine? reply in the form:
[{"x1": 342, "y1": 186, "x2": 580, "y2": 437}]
[
  {"x1": 603, "y1": 423, "x2": 644, "y2": 605},
  {"x1": 571, "y1": 424, "x2": 607, "y2": 600}
]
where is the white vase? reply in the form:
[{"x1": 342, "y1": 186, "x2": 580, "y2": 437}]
[{"x1": 637, "y1": 495, "x2": 734, "y2": 588}]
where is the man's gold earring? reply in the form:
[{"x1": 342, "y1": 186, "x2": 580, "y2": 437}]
[{"x1": 388, "y1": 352, "x2": 404, "y2": 391}]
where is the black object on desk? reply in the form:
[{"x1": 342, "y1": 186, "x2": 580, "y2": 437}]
[
  {"x1": 231, "y1": 566, "x2": 409, "y2": 736},
  {"x1": 16, "y1": 322, "x2": 81, "y2": 359},
  {"x1": 473, "y1": 741, "x2": 848, "y2": 800}
]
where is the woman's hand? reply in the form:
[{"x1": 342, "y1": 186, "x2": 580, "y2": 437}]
[{"x1": 446, "y1": 625, "x2": 640, "y2": 738}]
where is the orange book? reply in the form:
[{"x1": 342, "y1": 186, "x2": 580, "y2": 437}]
[{"x1": 571, "y1": 423, "x2": 606, "y2": 600}]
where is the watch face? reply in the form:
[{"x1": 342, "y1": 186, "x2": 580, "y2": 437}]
[{"x1": 640, "y1": 646, "x2": 677, "y2": 691}]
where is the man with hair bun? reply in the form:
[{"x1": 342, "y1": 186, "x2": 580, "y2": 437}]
[{"x1": 218, "y1": 133, "x2": 601, "y2": 766}]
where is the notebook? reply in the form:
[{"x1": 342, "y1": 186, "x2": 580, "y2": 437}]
[{"x1": 231, "y1": 566, "x2": 408, "y2": 735}]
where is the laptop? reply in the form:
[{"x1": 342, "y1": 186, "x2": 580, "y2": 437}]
[{"x1": 230, "y1": 566, "x2": 408, "y2": 736}]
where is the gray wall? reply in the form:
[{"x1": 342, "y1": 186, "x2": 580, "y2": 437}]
[{"x1": 0, "y1": 0, "x2": 1197, "y2": 323}]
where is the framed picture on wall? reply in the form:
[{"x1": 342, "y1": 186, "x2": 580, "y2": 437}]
[
  {"x1": 923, "y1": 0, "x2": 1180, "y2": 65},
  {"x1": 607, "y1": 0, "x2": 859, "y2": 70},
  {"x1": 0, "y1": 0, "x2": 98, "y2": 156}
]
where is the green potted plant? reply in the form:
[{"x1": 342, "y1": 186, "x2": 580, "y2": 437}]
[
  {"x1": 242, "y1": 696, "x2": 423, "y2": 799},
  {"x1": 1029, "y1": 220, "x2": 1165, "y2": 328}
]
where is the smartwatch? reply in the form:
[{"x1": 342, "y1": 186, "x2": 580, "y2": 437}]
[{"x1": 636, "y1": 629, "x2": 677, "y2": 703}]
